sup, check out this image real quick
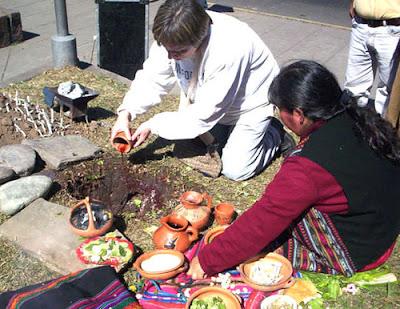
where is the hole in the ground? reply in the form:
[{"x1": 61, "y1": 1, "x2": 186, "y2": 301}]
[{"x1": 64, "y1": 156, "x2": 174, "y2": 219}]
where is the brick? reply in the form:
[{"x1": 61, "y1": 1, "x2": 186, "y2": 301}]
[
  {"x1": 9, "y1": 11, "x2": 23, "y2": 43},
  {"x1": 0, "y1": 6, "x2": 23, "y2": 48},
  {"x1": 0, "y1": 14, "x2": 11, "y2": 48}
]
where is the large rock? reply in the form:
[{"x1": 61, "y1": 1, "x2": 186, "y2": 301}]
[
  {"x1": 22, "y1": 135, "x2": 102, "y2": 170},
  {"x1": 0, "y1": 166, "x2": 16, "y2": 185},
  {"x1": 0, "y1": 144, "x2": 37, "y2": 176},
  {"x1": 0, "y1": 175, "x2": 52, "y2": 215}
]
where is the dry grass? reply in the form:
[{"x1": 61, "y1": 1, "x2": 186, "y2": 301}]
[{"x1": 0, "y1": 66, "x2": 398, "y2": 307}]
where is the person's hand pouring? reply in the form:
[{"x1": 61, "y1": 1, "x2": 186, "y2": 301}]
[{"x1": 110, "y1": 110, "x2": 152, "y2": 151}]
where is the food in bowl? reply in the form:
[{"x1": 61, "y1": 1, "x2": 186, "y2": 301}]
[
  {"x1": 260, "y1": 295, "x2": 297, "y2": 309},
  {"x1": 249, "y1": 257, "x2": 283, "y2": 285},
  {"x1": 76, "y1": 235, "x2": 133, "y2": 267},
  {"x1": 190, "y1": 296, "x2": 226, "y2": 309},
  {"x1": 141, "y1": 253, "x2": 182, "y2": 273}
]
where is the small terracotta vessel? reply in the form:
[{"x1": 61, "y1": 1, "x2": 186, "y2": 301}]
[
  {"x1": 214, "y1": 202, "x2": 235, "y2": 225},
  {"x1": 133, "y1": 249, "x2": 187, "y2": 280},
  {"x1": 69, "y1": 197, "x2": 113, "y2": 238},
  {"x1": 204, "y1": 225, "x2": 228, "y2": 244},
  {"x1": 112, "y1": 131, "x2": 132, "y2": 153},
  {"x1": 239, "y1": 253, "x2": 295, "y2": 292},
  {"x1": 172, "y1": 191, "x2": 212, "y2": 231},
  {"x1": 152, "y1": 214, "x2": 199, "y2": 252},
  {"x1": 185, "y1": 287, "x2": 242, "y2": 309}
]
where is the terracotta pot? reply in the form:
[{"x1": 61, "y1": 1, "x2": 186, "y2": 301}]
[
  {"x1": 153, "y1": 214, "x2": 199, "y2": 252},
  {"x1": 214, "y1": 202, "x2": 235, "y2": 225},
  {"x1": 133, "y1": 249, "x2": 187, "y2": 280},
  {"x1": 69, "y1": 197, "x2": 113, "y2": 238},
  {"x1": 238, "y1": 253, "x2": 295, "y2": 292},
  {"x1": 112, "y1": 131, "x2": 132, "y2": 153},
  {"x1": 203, "y1": 225, "x2": 229, "y2": 244},
  {"x1": 185, "y1": 287, "x2": 242, "y2": 309},
  {"x1": 172, "y1": 191, "x2": 212, "y2": 231}
]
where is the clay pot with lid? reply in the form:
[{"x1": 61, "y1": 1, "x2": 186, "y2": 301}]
[
  {"x1": 172, "y1": 191, "x2": 212, "y2": 231},
  {"x1": 152, "y1": 214, "x2": 199, "y2": 252},
  {"x1": 69, "y1": 197, "x2": 113, "y2": 238}
]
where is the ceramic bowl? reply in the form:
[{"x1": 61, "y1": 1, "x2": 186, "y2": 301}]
[
  {"x1": 238, "y1": 252, "x2": 294, "y2": 292},
  {"x1": 133, "y1": 249, "x2": 187, "y2": 280},
  {"x1": 203, "y1": 225, "x2": 228, "y2": 244},
  {"x1": 260, "y1": 294, "x2": 298, "y2": 309},
  {"x1": 185, "y1": 287, "x2": 241, "y2": 309},
  {"x1": 69, "y1": 198, "x2": 113, "y2": 238}
]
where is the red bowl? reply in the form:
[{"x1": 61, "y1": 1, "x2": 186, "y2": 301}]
[{"x1": 76, "y1": 236, "x2": 134, "y2": 267}]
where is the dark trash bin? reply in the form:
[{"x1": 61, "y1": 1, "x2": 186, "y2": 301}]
[{"x1": 96, "y1": 0, "x2": 149, "y2": 80}]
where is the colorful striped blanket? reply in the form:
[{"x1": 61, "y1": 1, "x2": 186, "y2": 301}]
[
  {"x1": 137, "y1": 238, "x2": 298, "y2": 309},
  {"x1": 0, "y1": 266, "x2": 141, "y2": 309}
]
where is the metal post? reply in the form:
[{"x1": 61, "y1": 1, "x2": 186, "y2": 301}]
[
  {"x1": 54, "y1": 0, "x2": 69, "y2": 36},
  {"x1": 144, "y1": 0, "x2": 149, "y2": 59},
  {"x1": 51, "y1": 0, "x2": 78, "y2": 68}
]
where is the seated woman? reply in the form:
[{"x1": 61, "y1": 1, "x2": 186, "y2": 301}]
[{"x1": 188, "y1": 60, "x2": 400, "y2": 279}]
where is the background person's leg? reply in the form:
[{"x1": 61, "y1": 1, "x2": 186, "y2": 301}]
[
  {"x1": 344, "y1": 22, "x2": 374, "y2": 108},
  {"x1": 374, "y1": 26, "x2": 400, "y2": 115}
]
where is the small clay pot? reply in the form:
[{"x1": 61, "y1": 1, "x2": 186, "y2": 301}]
[
  {"x1": 214, "y1": 202, "x2": 235, "y2": 225},
  {"x1": 69, "y1": 197, "x2": 113, "y2": 238},
  {"x1": 152, "y1": 214, "x2": 199, "y2": 252},
  {"x1": 238, "y1": 252, "x2": 295, "y2": 292},
  {"x1": 203, "y1": 225, "x2": 228, "y2": 245},
  {"x1": 133, "y1": 249, "x2": 187, "y2": 280},
  {"x1": 112, "y1": 131, "x2": 132, "y2": 153},
  {"x1": 185, "y1": 287, "x2": 242, "y2": 309}
]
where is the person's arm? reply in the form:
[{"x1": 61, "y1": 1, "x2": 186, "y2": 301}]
[
  {"x1": 136, "y1": 59, "x2": 246, "y2": 141},
  {"x1": 194, "y1": 156, "x2": 320, "y2": 276},
  {"x1": 349, "y1": 0, "x2": 355, "y2": 18}
]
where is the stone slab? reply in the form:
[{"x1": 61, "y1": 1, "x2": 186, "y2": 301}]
[
  {"x1": 22, "y1": 135, "x2": 102, "y2": 170},
  {"x1": 0, "y1": 198, "x2": 95, "y2": 275}
]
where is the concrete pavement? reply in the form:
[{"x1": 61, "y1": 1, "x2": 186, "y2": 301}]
[{"x1": 0, "y1": 0, "x2": 351, "y2": 88}]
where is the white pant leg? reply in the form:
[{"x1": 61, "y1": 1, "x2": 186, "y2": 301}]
[
  {"x1": 344, "y1": 20, "x2": 400, "y2": 114},
  {"x1": 344, "y1": 20, "x2": 374, "y2": 108},
  {"x1": 220, "y1": 106, "x2": 281, "y2": 181},
  {"x1": 374, "y1": 25, "x2": 400, "y2": 115}
]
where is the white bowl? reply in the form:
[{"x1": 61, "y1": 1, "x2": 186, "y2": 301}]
[{"x1": 260, "y1": 294, "x2": 298, "y2": 309}]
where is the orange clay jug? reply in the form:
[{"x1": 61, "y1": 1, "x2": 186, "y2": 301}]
[
  {"x1": 172, "y1": 191, "x2": 212, "y2": 231},
  {"x1": 152, "y1": 214, "x2": 199, "y2": 252}
]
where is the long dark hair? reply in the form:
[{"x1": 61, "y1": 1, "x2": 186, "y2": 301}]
[{"x1": 268, "y1": 60, "x2": 400, "y2": 162}]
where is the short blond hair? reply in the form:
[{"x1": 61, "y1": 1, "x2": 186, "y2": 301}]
[{"x1": 153, "y1": 0, "x2": 211, "y2": 47}]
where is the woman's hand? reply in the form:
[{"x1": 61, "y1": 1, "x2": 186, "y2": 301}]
[
  {"x1": 110, "y1": 110, "x2": 132, "y2": 144},
  {"x1": 187, "y1": 256, "x2": 206, "y2": 280},
  {"x1": 131, "y1": 124, "x2": 152, "y2": 147}
]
